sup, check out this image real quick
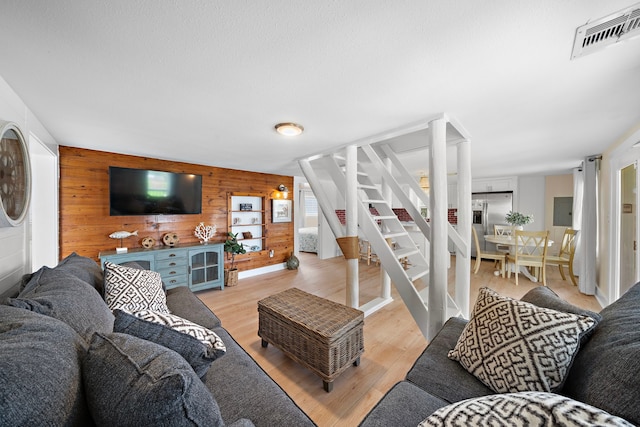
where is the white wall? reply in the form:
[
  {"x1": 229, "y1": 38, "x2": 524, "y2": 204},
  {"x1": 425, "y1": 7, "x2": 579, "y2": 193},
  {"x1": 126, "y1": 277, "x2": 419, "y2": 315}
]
[
  {"x1": 516, "y1": 176, "x2": 545, "y2": 232},
  {"x1": 30, "y1": 135, "x2": 59, "y2": 269},
  {"x1": 601, "y1": 122, "x2": 640, "y2": 306},
  {"x1": 0, "y1": 75, "x2": 58, "y2": 294}
]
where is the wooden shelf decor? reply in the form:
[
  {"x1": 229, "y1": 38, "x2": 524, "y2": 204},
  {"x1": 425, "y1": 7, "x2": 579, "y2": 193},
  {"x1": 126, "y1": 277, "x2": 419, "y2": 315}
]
[{"x1": 228, "y1": 192, "x2": 267, "y2": 253}]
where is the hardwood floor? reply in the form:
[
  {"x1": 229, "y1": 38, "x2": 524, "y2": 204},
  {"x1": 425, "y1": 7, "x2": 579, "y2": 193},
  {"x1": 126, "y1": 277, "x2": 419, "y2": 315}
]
[{"x1": 197, "y1": 253, "x2": 600, "y2": 427}]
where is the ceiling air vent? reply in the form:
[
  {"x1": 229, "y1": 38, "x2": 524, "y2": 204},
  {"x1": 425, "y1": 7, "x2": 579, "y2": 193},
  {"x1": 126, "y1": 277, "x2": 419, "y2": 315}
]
[{"x1": 571, "y1": 2, "x2": 640, "y2": 59}]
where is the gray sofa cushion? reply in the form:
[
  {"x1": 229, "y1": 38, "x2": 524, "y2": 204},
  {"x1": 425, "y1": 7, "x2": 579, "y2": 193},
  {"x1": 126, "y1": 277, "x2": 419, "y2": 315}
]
[
  {"x1": 0, "y1": 280, "x2": 20, "y2": 303},
  {"x1": 166, "y1": 285, "x2": 222, "y2": 329},
  {"x1": 203, "y1": 326, "x2": 316, "y2": 426},
  {"x1": 20, "y1": 252, "x2": 104, "y2": 294},
  {"x1": 55, "y1": 252, "x2": 105, "y2": 293},
  {"x1": 228, "y1": 419, "x2": 256, "y2": 427},
  {"x1": 406, "y1": 316, "x2": 495, "y2": 402},
  {"x1": 113, "y1": 309, "x2": 224, "y2": 378},
  {"x1": 0, "y1": 305, "x2": 91, "y2": 426},
  {"x1": 358, "y1": 381, "x2": 450, "y2": 427},
  {"x1": 563, "y1": 282, "x2": 640, "y2": 425},
  {"x1": 83, "y1": 332, "x2": 224, "y2": 426},
  {"x1": 8, "y1": 266, "x2": 114, "y2": 341}
]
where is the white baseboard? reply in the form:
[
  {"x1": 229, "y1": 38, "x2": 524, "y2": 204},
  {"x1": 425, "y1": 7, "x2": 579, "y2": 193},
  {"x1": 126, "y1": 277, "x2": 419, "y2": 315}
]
[
  {"x1": 594, "y1": 285, "x2": 608, "y2": 309},
  {"x1": 238, "y1": 262, "x2": 286, "y2": 279}
]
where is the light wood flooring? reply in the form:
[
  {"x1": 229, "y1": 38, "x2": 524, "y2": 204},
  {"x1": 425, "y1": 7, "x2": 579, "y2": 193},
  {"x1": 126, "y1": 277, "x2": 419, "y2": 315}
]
[{"x1": 197, "y1": 253, "x2": 600, "y2": 427}]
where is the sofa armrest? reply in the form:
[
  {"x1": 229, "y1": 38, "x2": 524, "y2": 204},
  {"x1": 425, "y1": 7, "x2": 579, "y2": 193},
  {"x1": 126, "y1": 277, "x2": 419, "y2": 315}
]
[
  {"x1": 166, "y1": 286, "x2": 222, "y2": 329},
  {"x1": 358, "y1": 381, "x2": 449, "y2": 427},
  {"x1": 405, "y1": 316, "x2": 494, "y2": 403}
]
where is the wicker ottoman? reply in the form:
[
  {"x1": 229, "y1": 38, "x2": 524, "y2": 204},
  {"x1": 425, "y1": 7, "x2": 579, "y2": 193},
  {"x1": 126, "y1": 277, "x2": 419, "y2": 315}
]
[{"x1": 258, "y1": 288, "x2": 364, "y2": 392}]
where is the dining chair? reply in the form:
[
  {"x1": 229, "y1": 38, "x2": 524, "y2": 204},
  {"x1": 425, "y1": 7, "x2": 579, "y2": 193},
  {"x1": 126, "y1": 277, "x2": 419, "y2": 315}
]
[
  {"x1": 493, "y1": 224, "x2": 513, "y2": 252},
  {"x1": 472, "y1": 227, "x2": 506, "y2": 277},
  {"x1": 358, "y1": 239, "x2": 379, "y2": 266},
  {"x1": 545, "y1": 228, "x2": 578, "y2": 286},
  {"x1": 507, "y1": 230, "x2": 549, "y2": 286}
]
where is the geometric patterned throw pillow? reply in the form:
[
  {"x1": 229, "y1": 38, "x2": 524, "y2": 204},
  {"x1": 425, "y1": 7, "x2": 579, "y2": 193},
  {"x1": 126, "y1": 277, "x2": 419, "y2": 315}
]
[
  {"x1": 419, "y1": 392, "x2": 634, "y2": 427},
  {"x1": 448, "y1": 287, "x2": 596, "y2": 394},
  {"x1": 133, "y1": 309, "x2": 226, "y2": 356},
  {"x1": 103, "y1": 262, "x2": 169, "y2": 314}
]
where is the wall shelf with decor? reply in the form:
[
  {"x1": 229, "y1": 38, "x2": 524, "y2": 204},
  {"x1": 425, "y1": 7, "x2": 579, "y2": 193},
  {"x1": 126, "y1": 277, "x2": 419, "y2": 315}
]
[{"x1": 228, "y1": 193, "x2": 266, "y2": 253}]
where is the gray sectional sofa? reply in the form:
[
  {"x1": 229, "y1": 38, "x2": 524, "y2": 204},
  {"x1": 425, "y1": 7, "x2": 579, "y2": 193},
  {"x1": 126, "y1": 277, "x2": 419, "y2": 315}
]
[
  {"x1": 360, "y1": 283, "x2": 640, "y2": 426},
  {"x1": 0, "y1": 253, "x2": 315, "y2": 426},
  {"x1": 4, "y1": 251, "x2": 638, "y2": 426}
]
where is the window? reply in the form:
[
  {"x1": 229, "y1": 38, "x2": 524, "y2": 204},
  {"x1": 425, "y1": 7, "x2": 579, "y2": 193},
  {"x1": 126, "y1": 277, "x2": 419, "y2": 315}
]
[{"x1": 302, "y1": 190, "x2": 318, "y2": 227}]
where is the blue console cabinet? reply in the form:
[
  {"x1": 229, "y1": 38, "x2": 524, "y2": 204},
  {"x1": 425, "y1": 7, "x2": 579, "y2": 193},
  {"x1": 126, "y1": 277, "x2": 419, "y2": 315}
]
[{"x1": 99, "y1": 243, "x2": 224, "y2": 291}]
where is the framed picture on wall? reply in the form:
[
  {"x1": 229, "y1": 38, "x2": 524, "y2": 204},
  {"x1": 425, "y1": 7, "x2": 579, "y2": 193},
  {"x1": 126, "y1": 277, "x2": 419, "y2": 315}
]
[{"x1": 272, "y1": 199, "x2": 292, "y2": 223}]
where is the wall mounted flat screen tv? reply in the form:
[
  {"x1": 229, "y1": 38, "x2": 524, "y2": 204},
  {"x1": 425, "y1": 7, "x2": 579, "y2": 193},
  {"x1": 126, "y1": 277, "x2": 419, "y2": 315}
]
[{"x1": 109, "y1": 166, "x2": 202, "y2": 215}]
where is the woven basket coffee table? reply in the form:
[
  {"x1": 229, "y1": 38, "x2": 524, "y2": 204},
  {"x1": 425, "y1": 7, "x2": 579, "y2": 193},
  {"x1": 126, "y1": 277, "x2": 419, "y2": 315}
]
[{"x1": 258, "y1": 288, "x2": 364, "y2": 392}]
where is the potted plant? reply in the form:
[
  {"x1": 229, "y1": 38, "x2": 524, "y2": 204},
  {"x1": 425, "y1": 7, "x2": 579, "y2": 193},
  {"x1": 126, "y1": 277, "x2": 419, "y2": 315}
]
[
  {"x1": 504, "y1": 211, "x2": 534, "y2": 229},
  {"x1": 224, "y1": 232, "x2": 246, "y2": 287}
]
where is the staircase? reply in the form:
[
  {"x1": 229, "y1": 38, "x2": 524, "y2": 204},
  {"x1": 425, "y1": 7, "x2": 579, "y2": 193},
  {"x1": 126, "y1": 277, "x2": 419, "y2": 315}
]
[{"x1": 298, "y1": 115, "x2": 472, "y2": 340}]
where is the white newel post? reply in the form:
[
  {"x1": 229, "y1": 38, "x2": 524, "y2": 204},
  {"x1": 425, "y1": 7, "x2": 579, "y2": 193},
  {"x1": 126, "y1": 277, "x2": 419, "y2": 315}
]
[
  {"x1": 456, "y1": 139, "x2": 471, "y2": 318},
  {"x1": 345, "y1": 145, "x2": 359, "y2": 308},
  {"x1": 428, "y1": 117, "x2": 448, "y2": 340},
  {"x1": 380, "y1": 157, "x2": 392, "y2": 300}
]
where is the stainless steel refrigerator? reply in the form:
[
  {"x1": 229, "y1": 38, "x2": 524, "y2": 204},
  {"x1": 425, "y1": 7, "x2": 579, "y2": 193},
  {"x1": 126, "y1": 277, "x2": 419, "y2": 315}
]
[{"x1": 471, "y1": 191, "x2": 513, "y2": 257}]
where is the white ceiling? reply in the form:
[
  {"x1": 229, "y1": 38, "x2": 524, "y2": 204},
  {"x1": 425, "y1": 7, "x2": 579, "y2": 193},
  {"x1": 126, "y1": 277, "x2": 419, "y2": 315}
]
[{"x1": 1, "y1": 1, "x2": 639, "y2": 179}]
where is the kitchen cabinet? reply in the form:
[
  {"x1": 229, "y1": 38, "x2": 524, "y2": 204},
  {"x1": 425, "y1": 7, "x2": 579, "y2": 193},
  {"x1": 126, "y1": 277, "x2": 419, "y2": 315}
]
[{"x1": 472, "y1": 177, "x2": 517, "y2": 193}]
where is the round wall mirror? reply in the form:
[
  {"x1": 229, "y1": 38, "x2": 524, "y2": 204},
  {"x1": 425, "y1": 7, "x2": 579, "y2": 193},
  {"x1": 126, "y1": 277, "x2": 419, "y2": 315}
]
[{"x1": 0, "y1": 121, "x2": 31, "y2": 227}]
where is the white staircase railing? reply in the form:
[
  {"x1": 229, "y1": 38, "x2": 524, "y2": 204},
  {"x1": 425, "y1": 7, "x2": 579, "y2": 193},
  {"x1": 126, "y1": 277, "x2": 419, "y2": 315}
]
[{"x1": 298, "y1": 114, "x2": 471, "y2": 340}]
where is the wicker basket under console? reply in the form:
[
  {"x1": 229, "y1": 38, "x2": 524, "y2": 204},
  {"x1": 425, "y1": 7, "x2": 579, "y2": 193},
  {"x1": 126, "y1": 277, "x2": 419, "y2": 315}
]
[{"x1": 258, "y1": 288, "x2": 364, "y2": 392}]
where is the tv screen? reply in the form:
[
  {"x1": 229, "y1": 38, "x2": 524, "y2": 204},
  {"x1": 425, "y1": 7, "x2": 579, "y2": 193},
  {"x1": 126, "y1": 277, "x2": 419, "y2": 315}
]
[{"x1": 109, "y1": 167, "x2": 202, "y2": 215}]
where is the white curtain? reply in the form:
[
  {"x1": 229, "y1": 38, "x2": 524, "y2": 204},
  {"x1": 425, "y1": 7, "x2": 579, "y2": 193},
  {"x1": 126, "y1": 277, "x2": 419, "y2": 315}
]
[
  {"x1": 572, "y1": 166, "x2": 584, "y2": 278},
  {"x1": 577, "y1": 156, "x2": 599, "y2": 295}
]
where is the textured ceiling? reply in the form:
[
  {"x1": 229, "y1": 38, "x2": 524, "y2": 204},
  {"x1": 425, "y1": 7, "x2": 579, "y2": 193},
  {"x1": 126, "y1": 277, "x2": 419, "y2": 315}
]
[{"x1": 0, "y1": 1, "x2": 639, "y2": 179}]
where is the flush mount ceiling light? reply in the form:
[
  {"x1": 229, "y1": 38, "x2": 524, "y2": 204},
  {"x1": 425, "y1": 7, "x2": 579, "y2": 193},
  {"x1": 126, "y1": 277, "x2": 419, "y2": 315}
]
[{"x1": 275, "y1": 122, "x2": 304, "y2": 136}]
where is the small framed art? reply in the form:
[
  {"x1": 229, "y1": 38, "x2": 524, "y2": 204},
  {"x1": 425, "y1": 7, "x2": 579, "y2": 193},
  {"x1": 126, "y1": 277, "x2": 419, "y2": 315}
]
[{"x1": 272, "y1": 199, "x2": 292, "y2": 223}]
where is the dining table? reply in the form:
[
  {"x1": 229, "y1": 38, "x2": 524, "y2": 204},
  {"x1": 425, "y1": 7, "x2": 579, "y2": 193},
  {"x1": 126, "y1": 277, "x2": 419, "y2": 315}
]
[{"x1": 484, "y1": 234, "x2": 554, "y2": 282}]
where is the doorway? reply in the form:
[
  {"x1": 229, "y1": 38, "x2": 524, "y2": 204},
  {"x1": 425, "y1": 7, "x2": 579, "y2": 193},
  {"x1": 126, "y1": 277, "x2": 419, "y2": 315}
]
[
  {"x1": 297, "y1": 184, "x2": 319, "y2": 255},
  {"x1": 29, "y1": 134, "x2": 58, "y2": 269},
  {"x1": 619, "y1": 162, "x2": 637, "y2": 296}
]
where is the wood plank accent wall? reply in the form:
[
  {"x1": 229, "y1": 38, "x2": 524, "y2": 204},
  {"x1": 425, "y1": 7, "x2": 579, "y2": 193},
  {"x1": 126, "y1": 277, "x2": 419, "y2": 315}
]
[{"x1": 59, "y1": 146, "x2": 294, "y2": 271}]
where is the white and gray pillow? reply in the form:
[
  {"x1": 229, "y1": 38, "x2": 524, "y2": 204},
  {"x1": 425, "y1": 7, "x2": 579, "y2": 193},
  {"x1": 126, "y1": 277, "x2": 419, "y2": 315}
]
[
  {"x1": 448, "y1": 287, "x2": 596, "y2": 394},
  {"x1": 103, "y1": 261, "x2": 169, "y2": 314},
  {"x1": 132, "y1": 309, "x2": 226, "y2": 355},
  {"x1": 113, "y1": 309, "x2": 225, "y2": 378},
  {"x1": 419, "y1": 392, "x2": 633, "y2": 427}
]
